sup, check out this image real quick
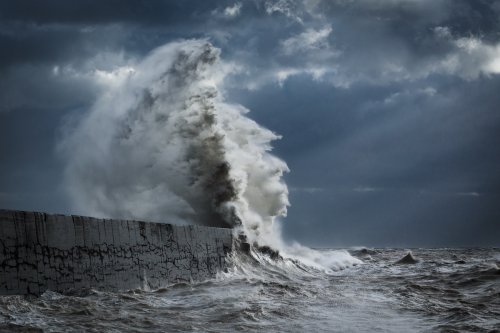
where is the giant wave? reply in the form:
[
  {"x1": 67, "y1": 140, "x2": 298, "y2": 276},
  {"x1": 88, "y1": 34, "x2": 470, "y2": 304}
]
[{"x1": 61, "y1": 39, "x2": 360, "y2": 271}]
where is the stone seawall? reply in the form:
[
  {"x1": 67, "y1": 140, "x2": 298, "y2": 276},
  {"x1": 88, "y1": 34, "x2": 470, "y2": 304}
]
[{"x1": 0, "y1": 209, "x2": 233, "y2": 296}]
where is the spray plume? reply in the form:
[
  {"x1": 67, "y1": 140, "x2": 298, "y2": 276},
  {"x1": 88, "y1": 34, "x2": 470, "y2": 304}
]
[
  {"x1": 61, "y1": 40, "x2": 289, "y2": 245},
  {"x1": 62, "y1": 39, "x2": 361, "y2": 270}
]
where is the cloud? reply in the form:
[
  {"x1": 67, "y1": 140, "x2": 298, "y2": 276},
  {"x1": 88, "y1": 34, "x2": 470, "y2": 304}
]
[
  {"x1": 264, "y1": 0, "x2": 304, "y2": 23},
  {"x1": 0, "y1": 45, "x2": 136, "y2": 113},
  {"x1": 431, "y1": 26, "x2": 500, "y2": 79},
  {"x1": 290, "y1": 187, "x2": 324, "y2": 194},
  {"x1": 456, "y1": 192, "x2": 481, "y2": 197},
  {"x1": 280, "y1": 26, "x2": 332, "y2": 55},
  {"x1": 223, "y1": 3, "x2": 242, "y2": 17},
  {"x1": 382, "y1": 87, "x2": 437, "y2": 105},
  {"x1": 353, "y1": 187, "x2": 379, "y2": 193},
  {"x1": 231, "y1": 0, "x2": 500, "y2": 88}
]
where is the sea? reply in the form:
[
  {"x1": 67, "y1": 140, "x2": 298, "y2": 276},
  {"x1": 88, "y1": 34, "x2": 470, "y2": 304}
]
[{"x1": 0, "y1": 248, "x2": 499, "y2": 333}]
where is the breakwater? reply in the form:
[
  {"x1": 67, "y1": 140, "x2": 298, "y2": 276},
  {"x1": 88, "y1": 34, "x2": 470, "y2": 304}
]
[{"x1": 0, "y1": 209, "x2": 233, "y2": 296}]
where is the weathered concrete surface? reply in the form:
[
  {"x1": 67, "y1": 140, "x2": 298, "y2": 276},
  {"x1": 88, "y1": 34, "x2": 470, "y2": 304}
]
[{"x1": 0, "y1": 209, "x2": 233, "y2": 296}]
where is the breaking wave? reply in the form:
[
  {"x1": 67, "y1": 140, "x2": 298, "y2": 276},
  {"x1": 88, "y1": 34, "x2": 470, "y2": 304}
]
[{"x1": 61, "y1": 39, "x2": 359, "y2": 271}]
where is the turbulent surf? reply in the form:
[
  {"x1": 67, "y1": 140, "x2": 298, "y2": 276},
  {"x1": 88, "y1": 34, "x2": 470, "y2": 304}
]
[{"x1": 1, "y1": 248, "x2": 499, "y2": 332}]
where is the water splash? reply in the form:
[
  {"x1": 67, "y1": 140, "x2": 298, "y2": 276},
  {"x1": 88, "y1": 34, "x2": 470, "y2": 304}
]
[
  {"x1": 61, "y1": 39, "x2": 359, "y2": 270},
  {"x1": 61, "y1": 40, "x2": 287, "y2": 240}
]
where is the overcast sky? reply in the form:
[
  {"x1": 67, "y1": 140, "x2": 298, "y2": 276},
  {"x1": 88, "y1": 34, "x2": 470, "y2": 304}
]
[{"x1": 1, "y1": 0, "x2": 499, "y2": 247}]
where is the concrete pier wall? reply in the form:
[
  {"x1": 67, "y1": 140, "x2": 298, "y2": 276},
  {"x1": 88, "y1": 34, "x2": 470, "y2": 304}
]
[{"x1": 0, "y1": 209, "x2": 233, "y2": 296}]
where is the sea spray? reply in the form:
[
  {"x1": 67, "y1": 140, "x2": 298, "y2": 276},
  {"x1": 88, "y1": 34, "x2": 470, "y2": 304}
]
[{"x1": 61, "y1": 39, "x2": 359, "y2": 271}]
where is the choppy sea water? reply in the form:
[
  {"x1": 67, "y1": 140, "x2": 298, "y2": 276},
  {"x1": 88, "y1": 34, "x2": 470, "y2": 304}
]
[{"x1": 1, "y1": 248, "x2": 499, "y2": 333}]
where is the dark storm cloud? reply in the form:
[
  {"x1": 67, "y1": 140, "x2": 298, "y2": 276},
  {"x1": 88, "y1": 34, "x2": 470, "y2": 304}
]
[
  {"x1": 230, "y1": 76, "x2": 500, "y2": 246},
  {"x1": 234, "y1": 74, "x2": 500, "y2": 191},
  {"x1": 228, "y1": 0, "x2": 500, "y2": 89},
  {"x1": 0, "y1": 0, "x2": 217, "y2": 25},
  {"x1": 0, "y1": 22, "x2": 131, "y2": 70},
  {"x1": 0, "y1": 0, "x2": 260, "y2": 71},
  {"x1": 235, "y1": 71, "x2": 500, "y2": 246},
  {"x1": 1, "y1": 0, "x2": 499, "y2": 246}
]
